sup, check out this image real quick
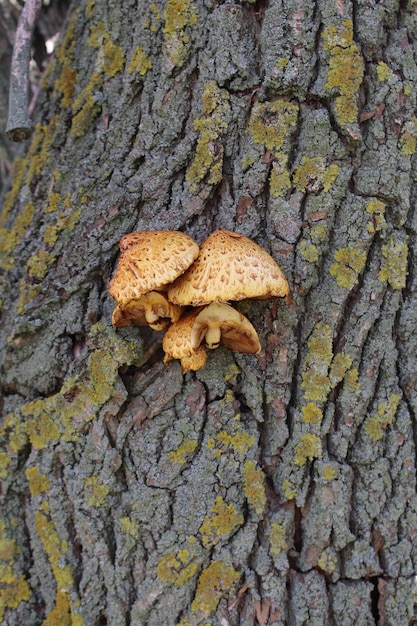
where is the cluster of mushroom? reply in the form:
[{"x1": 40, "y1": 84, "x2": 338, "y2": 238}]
[{"x1": 109, "y1": 229, "x2": 289, "y2": 372}]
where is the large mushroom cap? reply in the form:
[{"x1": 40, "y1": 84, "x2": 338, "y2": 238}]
[
  {"x1": 162, "y1": 309, "x2": 207, "y2": 373},
  {"x1": 111, "y1": 291, "x2": 183, "y2": 331},
  {"x1": 191, "y1": 302, "x2": 261, "y2": 354},
  {"x1": 167, "y1": 229, "x2": 289, "y2": 306},
  {"x1": 109, "y1": 230, "x2": 199, "y2": 305}
]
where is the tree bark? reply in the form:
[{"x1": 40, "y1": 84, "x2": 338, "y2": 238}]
[{"x1": 1, "y1": 0, "x2": 416, "y2": 624}]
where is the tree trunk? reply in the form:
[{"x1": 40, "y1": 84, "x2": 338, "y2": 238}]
[{"x1": 1, "y1": 1, "x2": 416, "y2": 624}]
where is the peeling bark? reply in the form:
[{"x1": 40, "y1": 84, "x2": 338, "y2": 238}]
[{"x1": 0, "y1": 0, "x2": 416, "y2": 624}]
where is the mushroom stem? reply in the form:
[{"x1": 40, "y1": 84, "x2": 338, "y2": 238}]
[{"x1": 205, "y1": 326, "x2": 222, "y2": 349}]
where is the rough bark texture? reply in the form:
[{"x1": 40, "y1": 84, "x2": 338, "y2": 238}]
[{"x1": 1, "y1": 0, "x2": 416, "y2": 624}]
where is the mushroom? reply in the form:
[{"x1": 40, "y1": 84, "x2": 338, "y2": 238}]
[
  {"x1": 109, "y1": 230, "x2": 200, "y2": 305},
  {"x1": 167, "y1": 229, "x2": 289, "y2": 306},
  {"x1": 112, "y1": 291, "x2": 183, "y2": 331},
  {"x1": 191, "y1": 302, "x2": 261, "y2": 354},
  {"x1": 109, "y1": 230, "x2": 199, "y2": 329},
  {"x1": 162, "y1": 309, "x2": 207, "y2": 373}
]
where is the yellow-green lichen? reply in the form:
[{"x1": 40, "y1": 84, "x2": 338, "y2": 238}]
[
  {"x1": 376, "y1": 61, "x2": 393, "y2": 82},
  {"x1": 128, "y1": 46, "x2": 152, "y2": 75},
  {"x1": 186, "y1": 81, "x2": 231, "y2": 192},
  {"x1": 294, "y1": 433, "x2": 322, "y2": 466},
  {"x1": 379, "y1": 235, "x2": 408, "y2": 289},
  {"x1": 299, "y1": 240, "x2": 320, "y2": 264},
  {"x1": 0, "y1": 570, "x2": 31, "y2": 621},
  {"x1": 269, "y1": 155, "x2": 291, "y2": 197},
  {"x1": 163, "y1": 0, "x2": 198, "y2": 68},
  {"x1": 276, "y1": 58, "x2": 289, "y2": 69},
  {"x1": 323, "y1": 466, "x2": 337, "y2": 481},
  {"x1": 191, "y1": 560, "x2": 240, "y2": 614},
  {"x1": 301, "y1": 323, "x2": 333, "y2": 402},
  {"x1": 34, "y1": 509, "x2": 82, "y2": 625},
  {"x1": 54, "y1": 11, "x2": 78, "y2": 67},
  {"x1": 35, "y1": 510, "x2": 72, "y2": 588},
  {"x1": 0, "y1": 522, "x2": 16, "y2": 562},
  {"x1": 43, "y1": 225, "x2": 59, "y2": 247},
  {"x1": 2, "y1": 413, "x2": 27, "y2": 454},
  {"x1": 0, "y1": 451, "x2": 11, "y2": 479},
  {"x1": 86, "y1": 350, "x2": 119, "y2": 406},
  {"x1": 2, "y1": 324, "x2": 141, "y2": 456},
  {"x1": 42, "y1": 589, "x2": 73, "y2": 626},
  {"x1": 310, "y1": 224, "x2": 328, "y2": 244},
  {"x1": 157, "y1": 549, "x2": 198, "y2": 586},
  {"x1": 400, "y1": 117, "x2": 417, "y2": 155},
  {"x1": 119, "y1": 517, "x2": 139, "y2": 537},
  {"x1": 270, "y1": 523, "x2": 288, "y2": 556},
  {"x1": 53, "y1": 66, "x2": 78, "y2": 108},
  {"x1": 85, "y1": 0, "x2": 95, "y2": 19},
  {"x1": 144, "y1": 2, "x2": 162, "y2": 32},
  {"x1": 0, "y1": 200, "x2": 36, "y2": 271},
  {"x1": 27, "y1": 250, "x2": 56, "y2": 280},
  {"x1": 84, "y1": 477, "x2": 110, "y2": 507},
  {"x1": 0, "y1": 118, "x2": 58, "y2": 262},
  {"x1": 26, "y1": 466, "x2": 51, "y2": 496},
  {"x1": 242, "y1": 461, "x2": 266, "y2": 515},
  {"x1": 317, "y1": 548, "x2": 338, "y2": 574},
  {"x1": 70, "y1": 73, "x2": 102, "y2": 138},
  {"x1": 366, "y1": 198, "x2": 387, "y2": 234},
  {"x1": 241, "y1": 154, "x2": 256, "y2": 170},
  {"x1": 220, "y1": 389, "x2": 236, "y2": 406},
  {"x1": 282, "y1": 478, "x2": 297, "y2": 501},
  {"x1": 102, "y1": 38, "x2": 125, "y2": 77},
  {"x1": 199, "y1": 496, "x2": 243, "y2": 547},
  {"x1": 301, "y1": 325, "x2": 357, "y2": 408},
  {"x1": 329, "y1": 352, "x2": 353, "y2": 386},
  {"x1": 302, "y1": 402, "x2": 323, "y2": 424},
  {"x1": 44, "y1": 192, "x2": 62, "y2": 214},
  {"x1": 345, "y1": 367, "x2": 360, "y2": 390},
  {"x1": 26, "y1": 117, "x2": 59, "y2": 182},
  {"x1": 0, "y1": 156, "x2": 26, "y2": 224},
  {"x1": 322, "y1": 21, "x2": 364, "y2": 126},
  {"x1": 293, "y1": 157, "x2": 339, "y2": 193},
  {"x1": 169, "y1": 438, "x2": 198, "y2": 464},
  {"x1": 364, "y1": 393, "x2": 401, "y2": 441},
  {"x1": 87, "y1": 22, "x2": 107, "y2": 48},
  {"x1": 15, "y1": 196, "x2": 81, "y2": 313},
  {"x1": 224, "y1": 363, "x2": 240, "y2": 383},
  {"x1": 215, "y1": 430, "x2": 255, "y2": 454},
  {"x1": 24, "y1": 408, "x2": 60, "y2": 449},
  {"x1": 329, "y1": 246, "x2": 367, "y2": 289},
  {"x1": 249, "y1": 99, "x2": 299, "y2": 153}
]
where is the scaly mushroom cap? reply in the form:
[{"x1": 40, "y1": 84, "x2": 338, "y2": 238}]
[
  {"x1": 163, "y1": 309, "x2": 207, "y2": 372},
  {"x1": 112, "y1": 291, "x2": 183, "y2": 331},
  {"x1": 167, "y1": 229, "x2": 289, "y2": 306},
  {"x1": 191, "y1": 302, "x2": 261, "y2": 354},
  {"x1": 109, "y1": 230, "x2": 199, "y2": 305}
]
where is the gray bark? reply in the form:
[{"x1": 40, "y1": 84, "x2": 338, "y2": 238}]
[{"x1": 0, "y1": 0, "x2": 416, "y2": 624}]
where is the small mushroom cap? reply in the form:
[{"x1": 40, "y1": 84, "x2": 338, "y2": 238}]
[
  {"x1": 109, "y1": 230, "x2": 199, "y2": 304},
  {"x1": 112, "y1": 291, "x2": 182, "y2": 331},
  {"x1": 191, "y1": 302, "x2": 261, "y2": 354},
  {"x1": 163, "y1": 309, "x2": 207, "y2": 372},
  {"x1": 167, "y1": 229, "x2": 289, "y2": 306}
]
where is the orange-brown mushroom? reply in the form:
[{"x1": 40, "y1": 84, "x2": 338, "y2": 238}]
[
  {"x1": 167, "y1": 229, "x2": 289, "y2": 306},
  {"x1": 109, "y1": 230, "x2": 199, "y2": 305},
  {"x1": 191, "y1": 302, "x2": 261, "y2": 354},
  {"x1": 162, "y1": 309, "x2": 207, "y2": 373},
  {"x1": 112, "y1": 291, "x2": 183, "y2": 331}
]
